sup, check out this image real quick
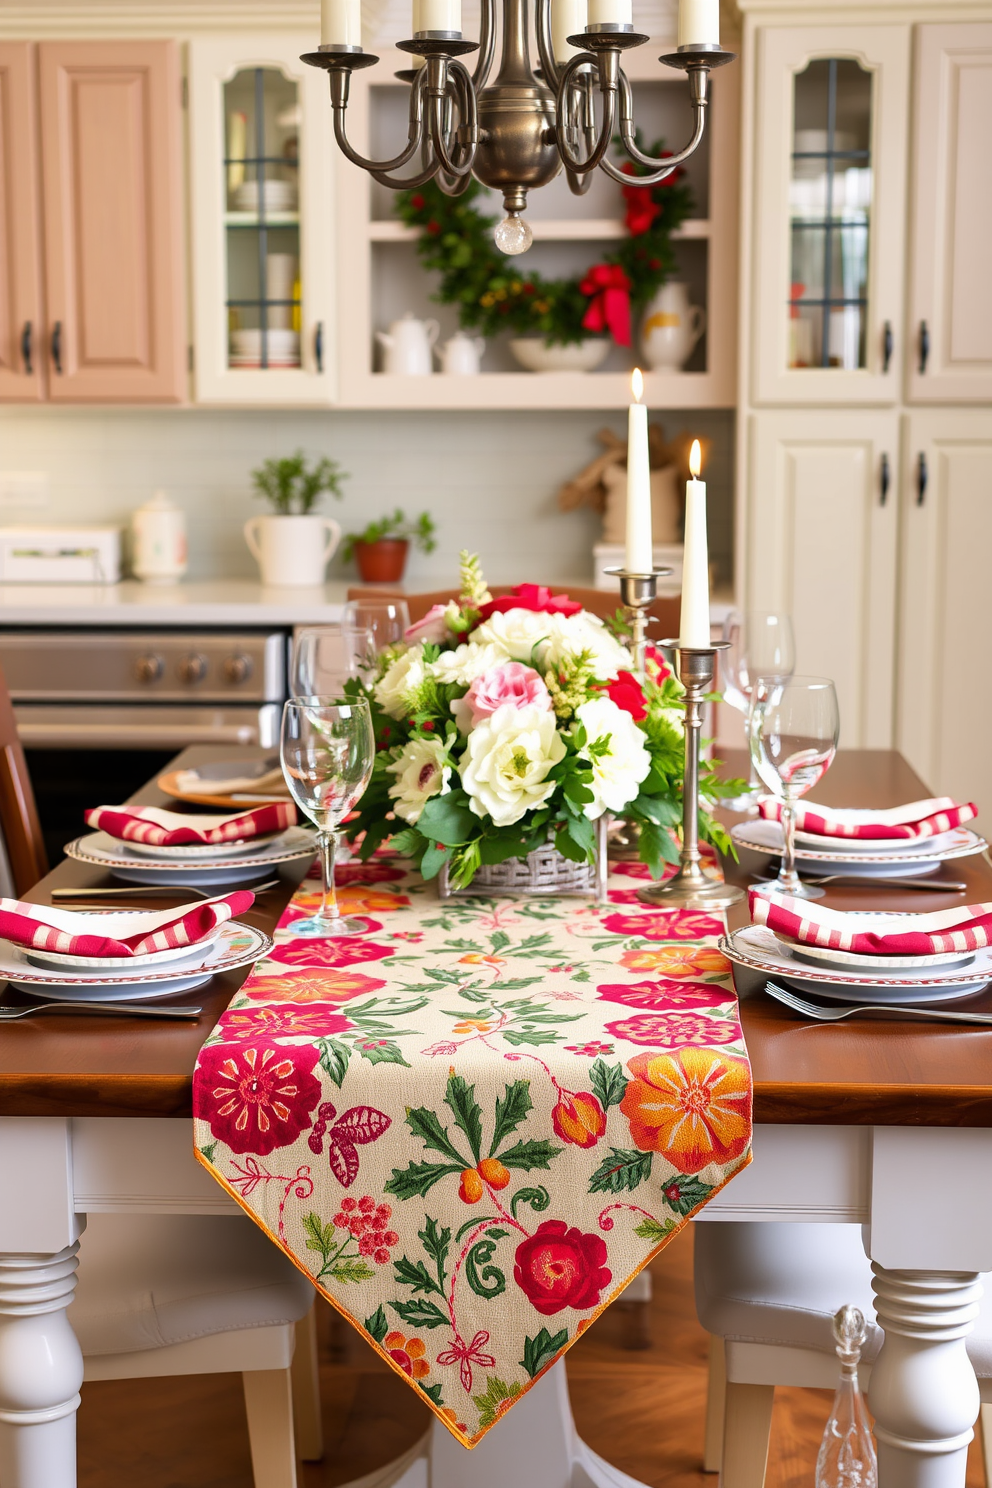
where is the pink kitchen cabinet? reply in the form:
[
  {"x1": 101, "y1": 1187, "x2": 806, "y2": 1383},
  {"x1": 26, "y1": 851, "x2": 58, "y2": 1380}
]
[{"x1": 0, "y1": 43, "x2": 46, "y2": 401}]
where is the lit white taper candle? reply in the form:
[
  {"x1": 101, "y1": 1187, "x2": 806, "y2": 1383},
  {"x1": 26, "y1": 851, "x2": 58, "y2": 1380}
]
[
  {"x1": 625, "y1": 368, "x2": 653, "y2": 575},
  {"x1": 413, "y1": 0, "x2": 462, "y2": 32},
  {"x1": 587, "y1": 0, "x2": 633, "y2": 27},
  {"x1": 679, "y1": 439, "x2": 710, "y2": 646},
  {"x1": 321, "y1": 0, "x2": 362, "y2": 46},
  {"x1": 552, "y1": 0, "x2": 588, "y2": 61},
  {"x1": 677, "y1": 0, "x2": 719, "y2": 47}
]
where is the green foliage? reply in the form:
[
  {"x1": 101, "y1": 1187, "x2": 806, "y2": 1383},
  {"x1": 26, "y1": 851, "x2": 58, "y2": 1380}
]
[
  {"x1": 633, "y1": 1216, "x2": 677, "y2": 1243},
  {"x1": 342, "y1": 508, "x2": 436, "y2": 562},
  {"x1": 588, "y1": 1147, "x2": 654, "y2": 1194},
  {"x1": 520, "y1": 1327, "x2": 569, "y2": 1378},
  {"x1": 589, "y1": 1059, "x2": 628, "y2": 1111},
  {"x1": 473, "y1": 1376, "x2": 522, "y2": 1429},
  {"x1": 250, "y1": 450, "x2": 346, "y2": 514},
  {"x1": 365, "y1": 1305, "x2": 389, "y2": 1344}
]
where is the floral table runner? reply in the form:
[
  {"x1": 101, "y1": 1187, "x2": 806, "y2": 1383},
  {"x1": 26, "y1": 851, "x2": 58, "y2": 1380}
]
[{"x1": 193, "y1": 858, "x2": 752, "y2": 1447}]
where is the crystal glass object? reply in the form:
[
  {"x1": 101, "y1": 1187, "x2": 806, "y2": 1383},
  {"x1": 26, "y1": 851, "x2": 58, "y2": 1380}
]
[
  {"x1": 720, "y1": 610, "x2": 796, "y2": 808},
  {"x1": 815, "y1": 1305, "x2": 878, "y2": 1488},
  {"x1": 291, "y1": 625, "x2": 374, "y2": 699},
  {"x1": 749, "y1": 675, "x2": 839, "y2": 898},
  {"x1": 494, "y1": 213, "x2": 534, "y2": 256},
  {"x1": 280, "y1": 698, "x2": 375, "y2": 936},
  {"x1": 343, "y1": 599, "x2": 411, "y2": 660}
]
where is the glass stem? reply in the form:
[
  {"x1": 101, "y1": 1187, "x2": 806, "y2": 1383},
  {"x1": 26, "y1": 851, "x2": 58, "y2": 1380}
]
[
  {"x1": 317, "y1": 830, "x2": 340, "y2": 924},
  {"x1": 778, "y1": 795, "x2": 802, "y2": 894}
]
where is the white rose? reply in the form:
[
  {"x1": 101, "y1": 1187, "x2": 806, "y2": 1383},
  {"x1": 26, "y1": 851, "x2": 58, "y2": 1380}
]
[
  {"x1": 545, "y1": 613, "x2": 633, "y2": 681},
  {"x1": 374, "y1": 646, "x2": 426, "y2": 719},
  {"x1": 573, "y1": 696, "x2": 651, "y2": 819},
  {"x1": 460, "y1": 703, "x2": 566, "y2": 827},
  {"x1": 386, "y1": 737, "x2": 451, "y2": 824},
  {"x1": 430, "y1": 640, "x2": 507, "y2": 686},
  {"x1": 471, "y1": 609, "x2": 556, "y2": 665}
]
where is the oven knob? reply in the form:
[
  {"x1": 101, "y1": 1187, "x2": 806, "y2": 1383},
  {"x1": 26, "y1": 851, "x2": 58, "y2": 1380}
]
[
  {"x1": 135, "y1": 654, "x2": 163, "y2": 683},
  {"x1": 223, "y1": 654, "x2": 253, "y2": 685},
  {"x1": 178, "y1": 653, "x2": 207, "y2": 684}
]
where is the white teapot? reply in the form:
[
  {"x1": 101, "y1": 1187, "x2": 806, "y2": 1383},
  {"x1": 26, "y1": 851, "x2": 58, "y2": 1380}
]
[
  {"x1": 376, "y1": 313, "x2": 439, "y2": 375},
  {"x1": 640, "y1": 282, "x2": 706, "y2": 371},
  {"x1": 435, "y1": 331, "x2": 485, "y2": 375}
]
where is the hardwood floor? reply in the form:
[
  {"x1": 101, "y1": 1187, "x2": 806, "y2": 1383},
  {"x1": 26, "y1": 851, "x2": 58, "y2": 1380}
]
[{"x1": 76, "y1": 1224, "x2": 987, "y2": 1488}]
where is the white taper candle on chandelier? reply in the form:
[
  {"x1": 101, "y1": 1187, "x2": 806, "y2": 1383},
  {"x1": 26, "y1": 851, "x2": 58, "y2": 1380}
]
[
  {"x1": 625, "y1": 369, "x2": 653, "y2": 575},
  {"x1": 587, "y1": 0, "x2": 633, "y2": 27},
  {"x1": 321, "y1": 0, "x2": 362, "y2": 46},
  {"x1": 679, "y1": 439, "x2": 710, "y2": 646},
  {"x1": 552, "y1": 0, "x2": 588, "y2": 60},
  {"x1": 413, "y1": 0, "x2": 462, "y2": 32},
  {"x1": 678, "y1": 0, "x2": 719, "y2": 47}
]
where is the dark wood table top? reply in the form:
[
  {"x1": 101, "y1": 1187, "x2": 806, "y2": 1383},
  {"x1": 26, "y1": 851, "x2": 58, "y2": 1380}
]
[{"x1": 2, "y1": 746, "x2": 990, "y2": 1127}]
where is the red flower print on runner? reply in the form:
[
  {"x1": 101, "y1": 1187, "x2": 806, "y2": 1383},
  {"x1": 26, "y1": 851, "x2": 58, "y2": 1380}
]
[
  {"x1": 604, "y1": 1011, "x2": 740, "y2": 1047},
  {"x1": 308, "y1": 1101, "x2": 392, "y2": 1187},
  {"x1": 335, "y1": 861, "x2": 405, "y2": 884},
  {"x1": 513, "y1": 1220, "x2": 612, "y2": 1316},
  {"x1": 600, "y1": 910, "x2": 725, "y2": 941},
  {"x1": 243, "y1": 968, "x2": 387, "y2": 1004},
  {"x1": 384, "y1": 1330, "x2": 431, "y2": 1380},
  {"x1": 620, "y1": 1047, "x2": 751, "y2": 1174},
  {"x1": 194, "y1": 1043, "x2": 323, "y2": 1156},
  {"x1": 220, "y1": 1004, "x2": 354, "y2": 1040},
  {"x1": 597, "y1": 978, "x2": 730, "y2": 1012},
  {"x1": 269, "y1": 937, "x2": 394, "y2": 970}
]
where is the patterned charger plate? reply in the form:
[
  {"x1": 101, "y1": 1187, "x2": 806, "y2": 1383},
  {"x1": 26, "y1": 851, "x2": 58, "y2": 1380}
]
[
  {"x1": 65, "y1": 827, "x2": 317, "y2": 885},
  {"x1": 732, "y1": 819, "x2": 987, "y2": 877}
]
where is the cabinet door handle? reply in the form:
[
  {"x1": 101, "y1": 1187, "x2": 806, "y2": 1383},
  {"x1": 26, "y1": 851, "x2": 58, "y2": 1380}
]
[
  {"x1": 916, "y1": 451, "x2": 928, "y2": 506},
  {"x1": 51, "y1": 321, "x2": 63, "y2": 375},
  {"x1": 882, "y1": 321, "x2": 893, "y2": 373},
  {"x1": 314, "y1": 321, "x2": 324, "y2": 374},
  {"x1": 918, "y1": 320, "x2": 929, "y2": 375},
  {"x1": 21, "y1": 321, "x2": 32, "y2": 376},
  {"x1": 880, "y1": 452, "x2": 890, "y2": 505}
]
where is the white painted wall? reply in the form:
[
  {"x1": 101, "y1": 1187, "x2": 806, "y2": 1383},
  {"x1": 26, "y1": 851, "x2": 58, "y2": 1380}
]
[{"x1": 0, "y1": 406, "x2": 735, "y2": 587}]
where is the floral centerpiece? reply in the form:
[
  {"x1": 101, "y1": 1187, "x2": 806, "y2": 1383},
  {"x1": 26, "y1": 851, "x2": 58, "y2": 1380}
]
[{"x1": 344, "y1": 554, "x2": 740, "y2": 888}]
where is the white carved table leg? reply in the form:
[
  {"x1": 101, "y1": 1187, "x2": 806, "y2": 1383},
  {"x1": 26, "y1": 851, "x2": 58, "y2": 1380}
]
[
  {"x1": 869, "y1": 1267, "x2": 982, "y2": 1488},
  {"x1": 0, "y1": 1246, "x2": 84, "y2": 1488}
]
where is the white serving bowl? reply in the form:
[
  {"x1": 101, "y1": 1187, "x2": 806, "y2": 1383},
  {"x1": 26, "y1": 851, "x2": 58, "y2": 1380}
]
[{"x1": 509, "y1": 338, "x2": 610, "y2": 373}]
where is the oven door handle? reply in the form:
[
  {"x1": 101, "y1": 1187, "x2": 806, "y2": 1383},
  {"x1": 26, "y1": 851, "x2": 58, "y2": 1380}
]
[{"x1": 16, "y1": 720, "x2": 266, "y2": 747}]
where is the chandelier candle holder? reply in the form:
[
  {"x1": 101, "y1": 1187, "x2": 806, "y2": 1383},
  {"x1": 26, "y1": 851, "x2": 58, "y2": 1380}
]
[{"x1": 302, "y1": 0, "x2": 735, "y2": 254}]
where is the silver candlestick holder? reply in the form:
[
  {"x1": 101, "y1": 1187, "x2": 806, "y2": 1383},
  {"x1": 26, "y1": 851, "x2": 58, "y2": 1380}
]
[
  {"x1": 604, "y1": 567, "x2": 672, "y2": 677},
  {"x1": 637, "y1": 639, "x2": 745, "y2": 910}
]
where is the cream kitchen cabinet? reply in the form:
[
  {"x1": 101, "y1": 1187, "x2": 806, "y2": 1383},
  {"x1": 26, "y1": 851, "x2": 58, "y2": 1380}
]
[
  {"x1": 745, "y1": 410, "x2": 899, "y2": 749},
  {"x1": 896, "y1": 412, "x2": 992, "y2": 819},
  {"x1": 906, "y1": 24, "x2": 992, "y2": 406},
  {"x1": 0, "y1": 40, "x2": 185, "y2": 404},
  {"x1": 188, "y1": 36, "x2": 336, "y2": 405}
]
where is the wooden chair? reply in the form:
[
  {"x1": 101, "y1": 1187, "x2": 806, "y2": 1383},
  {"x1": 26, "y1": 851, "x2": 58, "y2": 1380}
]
[
  {"x1": 346, "y1": 585, "x2": 682, "y2": 640},
  {"x1": 0, "y1": 660, "x2": 47, "y2": 893}
]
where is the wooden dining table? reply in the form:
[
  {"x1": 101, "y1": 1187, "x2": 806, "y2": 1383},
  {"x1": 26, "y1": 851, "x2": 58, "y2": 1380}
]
[{"x1": 1, "y1": 745, "x2": 990, "y2": 1488}]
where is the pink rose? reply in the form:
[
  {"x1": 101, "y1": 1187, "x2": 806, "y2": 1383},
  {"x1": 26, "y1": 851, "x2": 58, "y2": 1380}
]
[
  {"x1": 404, "y1": 603, "x2": 455, "y2": 644},
  {"x1": 460, "y1": 662, "x2": 552, "y2": 729}
]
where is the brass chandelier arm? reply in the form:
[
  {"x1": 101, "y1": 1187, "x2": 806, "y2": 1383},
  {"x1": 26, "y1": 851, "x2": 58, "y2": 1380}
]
[
  {"x1": 534, "y1": 0, "x2": 562, "y2": 92},
  {"x1": 471, "y1": 0, "x2": 498, "y2": 90},
  {"x1": 555, "y1": 51, "x2": 618, "y2": 175},
  {"x1": 562, "y1": 67, "x2": 597, "y2": 191},
  {"x1": 612, "y1": 66, "x2": 706, "y2": 174},
  {"x1": 330, "y1": 68, "x2": 427, "y2": 175},
  {"x1": 427, "y1": 61, "x2": 478, "y2": 177}
]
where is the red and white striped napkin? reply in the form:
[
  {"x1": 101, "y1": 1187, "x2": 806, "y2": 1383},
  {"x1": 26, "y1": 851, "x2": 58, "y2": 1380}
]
[
  {"x1": 84, "y1": 802, "x2": 295, "y2": 847},
  {"x1": 757, "y1": 796, "x2": 977, "y2": 841},
  {"x1": 750, "y1": 890, "x2": 992, "y2": 957},
  {"x1": 0, "y1": 891, "x2": 254, "y2": 959}
]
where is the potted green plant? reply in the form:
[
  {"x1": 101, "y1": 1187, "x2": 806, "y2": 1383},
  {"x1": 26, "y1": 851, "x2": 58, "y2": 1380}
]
[
  {"x1": 244, "y1": 451, "x2": 347, "y2": 587},
  {"x1": 342, "y1": 509, "x2": 437, "y2": 583}
]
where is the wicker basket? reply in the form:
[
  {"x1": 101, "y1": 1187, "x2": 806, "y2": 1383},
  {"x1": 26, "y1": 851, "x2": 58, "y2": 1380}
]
[{"x1": 437, "y1": 820, "x2": 608, "y2": 901}]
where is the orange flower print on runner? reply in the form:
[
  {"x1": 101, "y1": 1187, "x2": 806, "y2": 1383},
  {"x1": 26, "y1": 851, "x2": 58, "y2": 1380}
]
[
  {"x1": 620, "y1": 1047, "x2": 752, "y2": 1175},
  {"x1": 620, "y1": 943, "x2": 731, "y2": 978},
  {"x1": 243, "y1": 969, "x2": 387, "y2": 1004}
]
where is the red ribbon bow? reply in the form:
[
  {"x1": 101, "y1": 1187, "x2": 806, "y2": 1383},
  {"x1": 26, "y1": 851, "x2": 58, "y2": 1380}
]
[{"x1": 579, "y1": 263, "x2": 632, "y2": 347}]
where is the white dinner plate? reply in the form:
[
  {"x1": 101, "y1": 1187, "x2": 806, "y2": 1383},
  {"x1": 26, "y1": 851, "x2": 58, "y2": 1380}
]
[
  {"x1": 0, "y1": 921, "x2": 271, "y2": 1002},
  {"x1": 732, "y1": 819, "x2": 987, "y2": 878},
  {"x1": 26, "y1": 934, "x2": 218, "y2": 972},
  {"x1": 119, "y1": 832, "x2": 284, "y2": 861},
  {"x1": 772, "y1": 923, "x2": 976, "y2": 972},
  {"x1": 793, "y1": 827, "x2": 962, "y2": 855},
  {"x1": 65, "y1": 827, "x2": 316, "y2": 886},
  {"x1": 721, "y1": 924, "x2": 992, "y2": 1005}
]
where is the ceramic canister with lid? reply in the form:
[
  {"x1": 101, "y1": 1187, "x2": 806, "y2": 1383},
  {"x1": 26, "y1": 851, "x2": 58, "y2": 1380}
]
[{"x1": 131, "y1": 492, "x2": 188, "y2": 583}]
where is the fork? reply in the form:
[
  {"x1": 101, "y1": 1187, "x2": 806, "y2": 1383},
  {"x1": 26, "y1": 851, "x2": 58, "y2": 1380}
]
[
  {"x1": 0, "y1": 1001, "x2": 204, "y2": 1020},
  {"x1": 802, "y1": 874, "x2": 967, "y2": 892},
  {"x1": 763, "y1": 980, "x2": 992, "y2": 1026}
]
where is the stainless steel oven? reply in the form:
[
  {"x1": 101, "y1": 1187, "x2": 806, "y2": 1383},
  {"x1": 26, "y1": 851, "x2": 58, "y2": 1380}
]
[{"x1": 0, "y1": 628, "x2": 289, "y2": 859}]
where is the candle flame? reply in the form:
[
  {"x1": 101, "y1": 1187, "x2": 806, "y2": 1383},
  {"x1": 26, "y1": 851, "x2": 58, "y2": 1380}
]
[
  {"x1": 631, "y1": 367, "x2": 643, "y2": 403},
  {"x1": 689, "y1": 438, "x2": 702, "y2": 478}
]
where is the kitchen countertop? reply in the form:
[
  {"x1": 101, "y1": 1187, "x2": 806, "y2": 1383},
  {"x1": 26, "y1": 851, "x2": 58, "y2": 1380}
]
[{"x1": 0, "y1": 579, "x2": 352, "y2": 626}]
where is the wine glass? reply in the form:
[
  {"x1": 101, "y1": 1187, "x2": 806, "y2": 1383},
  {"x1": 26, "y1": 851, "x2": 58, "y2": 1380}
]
[
  {"x1": 721, "y1": 610, "x2": 796, "y2": 807},
  {"x1": 290, "y1": 625, "x2": 374, "y2": 699},
  {"x1": 749, "y1": 675, "x2": 840, "y2": 900},
  {"x1": 343, "y1": 599, "x2": 411, "y2": 662},
  {"x1": 280, "y1": 698, "x2": 375, "y2": 936}
]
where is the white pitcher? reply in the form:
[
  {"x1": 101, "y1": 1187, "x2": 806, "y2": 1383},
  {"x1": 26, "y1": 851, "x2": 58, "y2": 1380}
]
[
  {"x1": 243, "y1": 514, "x2": 341, "y2": 587},
  {"x1": 435, "y1": 331, "x2": 485, "y2": 375},
  {"x1": 640, "y1": 282, "x2": 706, "y2": 371},
  {"x1": 375, "y1": 313, "x2": 439, "y2": 375}
]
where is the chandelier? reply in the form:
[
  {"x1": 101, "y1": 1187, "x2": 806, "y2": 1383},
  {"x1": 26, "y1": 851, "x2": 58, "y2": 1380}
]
[{"x1": 302, "y1": 0, "x2": 735, "y2": 254}]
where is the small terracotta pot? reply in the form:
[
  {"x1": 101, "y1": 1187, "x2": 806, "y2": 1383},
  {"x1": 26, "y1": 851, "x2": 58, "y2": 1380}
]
[{"x1": 353, "y1": 538, "x2": 409, "y2": 583}]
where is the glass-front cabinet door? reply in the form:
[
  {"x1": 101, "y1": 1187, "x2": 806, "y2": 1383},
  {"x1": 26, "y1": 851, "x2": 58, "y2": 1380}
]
[
  {"x1": 189, "y1": 37, "x2": 335, "y2": 405},
  {"x1": 751, "y1": 26, "x2": 910, "y2": 405}
]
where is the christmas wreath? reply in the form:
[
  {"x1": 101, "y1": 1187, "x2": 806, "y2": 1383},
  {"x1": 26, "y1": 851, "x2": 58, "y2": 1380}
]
[{"x1": 396, "y1": 140, "x2": 694, "y2": 346}]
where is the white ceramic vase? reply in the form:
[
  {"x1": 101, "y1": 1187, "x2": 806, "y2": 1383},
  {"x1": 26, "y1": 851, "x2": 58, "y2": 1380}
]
[
  {"x1": 640, "y1": 282, "x2": 706, "y2": 371},
  {"x1": 509, "y1": 338, "x2": 609, "y2": 373},
  {"x1": 243, "y1": 513, "x2": 341, "y2": 587}
]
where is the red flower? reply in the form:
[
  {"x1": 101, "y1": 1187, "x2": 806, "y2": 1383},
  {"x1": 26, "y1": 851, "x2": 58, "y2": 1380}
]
[
  {"x1": 622, "y1": 181, "x2": 661, "y2": 236},
  {"x1": 644, "y1": 644, "x2": 674, "y2": 682},
  {"x1": 579, "y1": 263, "x2": 631, "y2": 346},
  {"x1": 410, "y1": 193, "x2": 425, "y2": 210},
  {"x1": 601, "y1": 670, "x2": 647, "y2": 721},
  {"x1": 476, "y1": 583, "x2": 583, "y2": 620},
  {"x1": 335, "y1": 862, "x2": 406, "y2": 885},
  {"x1": 552, "y1": 1090, "x2": 607, "y2": 1148},
  {"x1": 194, "y1": 1043, "x2": 322, "y2": 1156},
  {"x1": 220, "y1": 1004, "x2": 353, "y2": 1041},
  {"x1": 600, "y1": 909, "x2": 725, "y2": 941},
  {"x1": 604, "y1": 1011, "x2": 740, "y2": 1047},
  {"x1": 514, "y1": 1220, "x2": 612, "y2": 1316},
  {"x1": 597, "y1": 978, "x2": 730, "y2": 1012},
  {"x1": 269, "y1": 937, "x2": 394, "y2": 970},
  {"x1": 426, "y1": 218, "x2": 441, "y2": 235}
]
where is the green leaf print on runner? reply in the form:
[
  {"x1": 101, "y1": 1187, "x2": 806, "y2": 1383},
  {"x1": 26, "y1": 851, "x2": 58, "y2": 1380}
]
[
  {"x1": 588, "y1": 1148, "x2": 654, "y2": 1194},
  {"x1": 473, "y1": 1377, "x2": 522, "y2": 1430},
  {"x1": 520, "y1": 1327, "x2": 569, "y2": 1378}
]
